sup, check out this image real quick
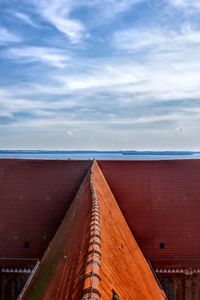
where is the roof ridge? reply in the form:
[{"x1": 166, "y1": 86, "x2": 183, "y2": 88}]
[{"x1": 81, "y1": 163, "x2": 102, "y2": 299}]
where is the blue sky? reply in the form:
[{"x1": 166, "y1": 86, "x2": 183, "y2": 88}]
[{"x1": 0, "y1": 0, "x2": 200, "y2": 150}]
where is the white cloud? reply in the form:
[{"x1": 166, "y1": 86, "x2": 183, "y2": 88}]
[
  {"x1": 31, "y1": 0, "x2": 85, "y2": 43},
  {"x1": 89, "y1": 0, "x2": 144, "y2": 19},
  {"x1": 4, "y1": 46, "x2": 71, "y2": 68},
  {"x1": 169, "y1": 0, "x2": 200, "y2": 9},
  {"x1": 66, "y1": 130, "x2": 73, "y2": 136},
  {"x1": 0, "y1": 26, "x2": 21, "y2": 44},
  {"x1": 1, "y1": 76, "x2": 200, "y2": 150},
  {"x1": 112, "y1": 26, "x2": 200, "y2": 52},
  {"x1": 26, "y1": 0, "x2": 144, "y2": 43},
  {"x1": 6, "y1": 23, "x2": 200, "y2": 112},
  {"x1": 54, "y1": 64, "x2": 141, "y2": 91},
  {"x1": 1, "y1": 1, "x2": 200, "y2": 149},
  {"x1": 37, "y1": 52, "x2": 200, "y2": 104},
  {"x1": 108, "y1": 26, "x2": 200, "y2": 100},
  {"x1": 0, "y1": 88, "x2": 45, "y2": 120},
  {"x1": 14, "y1": 12, "x2": 38, "y2": 27}
]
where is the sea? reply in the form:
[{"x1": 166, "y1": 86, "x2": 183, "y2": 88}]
[{"x1": 0, "y1": 151, "x2": 200, "y2": 160}]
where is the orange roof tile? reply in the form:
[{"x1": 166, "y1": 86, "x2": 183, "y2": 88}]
[
  {"x1": 92, "y1": 161, "x2": 165, "y2": 300},
  {"x1": 20, "y1": 161, "x2": 165, "y2": 300}
]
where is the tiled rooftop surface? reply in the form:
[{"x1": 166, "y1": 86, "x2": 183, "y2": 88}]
[
  {"x1": 1, "y1": 159, "x2": 200, "y2": 266},
  {"x1": 21, "y1": 168, "x2": 92, "y2": 299},
  {"x1": 20, "y1": 161, "x2": 165, "y2": 299},
  {"x1": 92, "y1": 161, "x2": 165, "y2": 299},
  {"x1": 98, "y1": 160, "x2": 200, "y2": 264},
  {"x1": 0, "y1": 159, "x2": 91, "y2": 259},
  {"x1": 1, "y1": 158, "x2": 200, "y2": 298}
]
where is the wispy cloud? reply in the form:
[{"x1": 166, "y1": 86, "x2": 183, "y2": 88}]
[
  {"x1": 27, "y1": 0, "x2": 144, "y2": 43},
  {"x1": 31, "y1": 51, "x2": 200, "y2": 103},
  {"x1": 109, "y1": 26, "x2": 200, "y2": 101},
  {"x1": 4, "y1": 46, "x2": 71, "y2": 68},
  {"x1": 14, "y1": 12, "x2": 38, "y2": 27},
  {"x1": 88, "y1": 0, "x2": 144, "y2": 20},
  {"x1": 0, "y1": 26, "x2": 22, "y2": 44},
  {"x1": 31, "y1": 0, "x2": 85, "y2": 43},
  {"x1": 170, "y1": 0, "x2": 200, "y2": 9},
  {"x1": 1, "y1": 0, "x2": 200, "y2": 149},
  {"x1": 0, "y1": 88, "x2": 41, "y2": 111},
  {"x1": 112, "y1": 26, "x2": 200, "y2": 52}
]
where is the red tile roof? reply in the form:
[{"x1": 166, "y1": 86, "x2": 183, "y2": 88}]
[
  {"x1": 20, "y1": 167, "x2": 92, "y2": 299},
  {"x1": 20, "y1": 161, "x2": 165, "y2": 299},
  {"x1": 98, "y1": 160, "x2": 200, "y2": 265},
  {"x1": 1, "y1": 158, "x2": 200, "y2": 273},
  {"x1": 92, "y1": 161, "x2": 165, "y2": 299},
  {"x1": 0, "y1": 159, "x2": 91, "y2": 259}
]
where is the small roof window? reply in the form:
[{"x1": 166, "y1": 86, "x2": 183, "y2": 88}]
[
  {"x1": 23, "y1": 241, "x2": 30, "y2": 249},
  {"x1": 160, "y1": 242, "x2": 165, "y2": 249}
]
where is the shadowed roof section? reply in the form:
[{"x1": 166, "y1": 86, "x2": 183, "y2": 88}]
[
  {"x1": 98, "y1": 160, "x2": 200, "y2": 266},
  {"x1": 0, "y1": 159, "x2": 91, "y2": 259},
  {"x1": 20, "y1": 161, "x2": 165, "y2": 300}
]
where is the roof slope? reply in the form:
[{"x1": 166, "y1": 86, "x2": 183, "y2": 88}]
[
  {"x1": 0, "y1": 159, "x2": 91, "y2": 259},
  {"x1": 20, "y1": 161, "x2": 165, "y2": 300},
  {"x1": 20, "y1": 168, "x2": 92, "y2": 299},
  {"x1": 98, "y1": 160, "x2": 200, "y2": 264},
  {"x1": 92, "y1": 161, "x2": 165, "y2": 300}
]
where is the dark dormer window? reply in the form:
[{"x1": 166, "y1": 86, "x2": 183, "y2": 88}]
[
  {"x1": 112, "y1": 289, "x2": 120, "y2": 300},
  {"x1": 23, "y1": 241, "x2": 30, "y2": 248},
  {"x1": 160, "y1": 242, "x2": 165, "y2": 249}
]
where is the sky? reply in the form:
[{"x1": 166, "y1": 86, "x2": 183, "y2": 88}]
[{"x1": 0, "y1": 0, "x2": 200, "y2": 150}]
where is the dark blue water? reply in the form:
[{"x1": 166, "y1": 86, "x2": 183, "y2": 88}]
[{"x1": 0, "y1": 151, "x2": 200, "y2": 160}]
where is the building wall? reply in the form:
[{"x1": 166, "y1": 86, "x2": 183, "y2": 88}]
[
  {"x1": 0, "y1": 272, "x2": 29, "y2": 300},
  {"x1": 157, "y1": 273, "x2": 200, "y2": 300},
  {"x1": 0, "y1": 258, "x2": 37, "y2": 300}
]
